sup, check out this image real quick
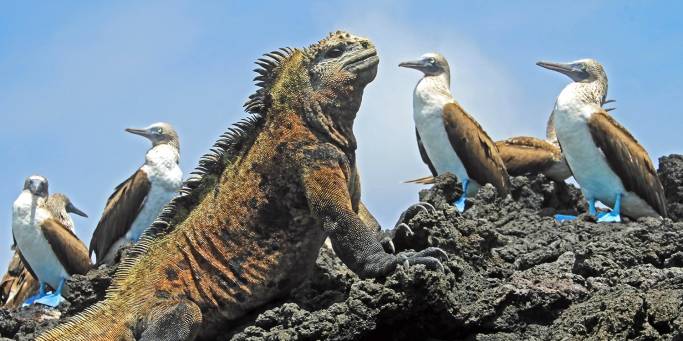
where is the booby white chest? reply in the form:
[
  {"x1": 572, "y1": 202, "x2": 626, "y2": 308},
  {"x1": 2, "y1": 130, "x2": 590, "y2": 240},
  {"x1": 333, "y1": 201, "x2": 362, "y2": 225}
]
[
  {"x1": 413, "y1": 77, "x2": 472, "y2": 187},
  {"x1": 12, "y1": 192, "x2": 68, "y2": 289},
  {"x1": 125, "y1": 144, "x2": 182, "y2": 241},
  {"x1": 553, "y1": 86, "x2": 625, "y2": 205}
]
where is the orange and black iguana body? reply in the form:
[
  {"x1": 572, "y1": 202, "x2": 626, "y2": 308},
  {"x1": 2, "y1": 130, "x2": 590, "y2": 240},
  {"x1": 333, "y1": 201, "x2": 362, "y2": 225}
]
[{"x1": 38, "y1": 31, "x2": 445, "y2": 341}]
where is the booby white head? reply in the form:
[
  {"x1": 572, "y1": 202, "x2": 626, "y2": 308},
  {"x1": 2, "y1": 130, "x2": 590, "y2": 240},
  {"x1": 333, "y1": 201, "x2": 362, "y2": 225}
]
[
  {"x1": 537, "y1": 59, "x2": 608, "y2": 111},
  {"x1": 126, "y1": 122, "x2": 180, "y2": 150},
  {"x1": 399, "y1": 53, "x2": 510, "y2": 212},
  {"x1": 23, "y1": 175, "x2": 49, "y2": 200},
  {"x1": 90, "y1": 122, "x2": 183, "y2": 265},
  {"x1": 538, "y1": 58, "x2": 666, "y2": 222},
  {"x1": 399, "y1": 53, "x2": 451, "y2": 84}
]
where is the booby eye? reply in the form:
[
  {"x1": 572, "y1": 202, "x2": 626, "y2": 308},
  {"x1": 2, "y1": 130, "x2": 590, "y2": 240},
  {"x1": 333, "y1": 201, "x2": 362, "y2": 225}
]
[
  {"x1": 428, "y1": 58, "x2": 436, "y2": 64},
  {"x1": 325, "y1": 47, "x2": 344, "y2": 59},
  {"x1": 156, "y1": 128, "x2": 164, "y2": 135}
]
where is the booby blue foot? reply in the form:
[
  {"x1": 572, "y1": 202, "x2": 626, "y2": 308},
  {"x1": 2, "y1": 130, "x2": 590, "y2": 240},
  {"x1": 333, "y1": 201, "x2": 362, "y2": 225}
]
[
  {"x1": 554, "y1": 214, "x2": 577, "y2": 222},
  {"x1": 597, "y1": 211, "x2": 621, "y2": 223},
  {"x1": 596, "y1": 193, "x2": 622, "y2": 223},
  {"x1": 453, "y1": 179, "x2": 469, "y2": 212},
  {"x1": 34, "y1": 278, "x2": 66, "y2": 307},
  {"x1": 588, "y1": 198, "x2": 597, "y2": 216},
  {"x1": 454, "y1": 196, "x2": 466, "y2": 212},
  {"x1": 34, "y1": 293, "x2": 65, "y2": 307},
  {"x1": 22, "y1": 282, "x2": 46, "y2": 307}
]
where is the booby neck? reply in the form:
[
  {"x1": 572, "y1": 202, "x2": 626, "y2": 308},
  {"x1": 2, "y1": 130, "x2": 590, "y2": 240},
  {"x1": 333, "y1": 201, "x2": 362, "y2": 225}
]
[
  {"x1": 144, "y1": 144, "x2": 180, "y2": 167},
  {"x1": 13, "y1": 191, "x2": 47, "y2": 225},
  {"x1": 554, "y1": 79, "x2": 607, "y2": 120},
  {"x1": 413, "y1": 73, "x2": 453, "y2": 113}
]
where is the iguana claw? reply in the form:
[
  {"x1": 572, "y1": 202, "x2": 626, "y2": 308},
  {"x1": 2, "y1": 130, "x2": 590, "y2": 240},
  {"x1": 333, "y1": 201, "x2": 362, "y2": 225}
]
[
  {"x1": 397, "y1": 247, "x2": 448, "y2": 272},
  {"x1": 395, "y1": 223, "x2": 414, "y2": 237},
  {"x1": 394, "y1": 202, "x2": 436, "y2": 228}
]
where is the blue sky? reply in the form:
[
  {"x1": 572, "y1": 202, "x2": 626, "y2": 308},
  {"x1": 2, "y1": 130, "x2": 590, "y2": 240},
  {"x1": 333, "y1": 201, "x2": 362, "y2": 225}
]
[{"x1": 1, "y1": 1, "x2": 681, "y2": 268}]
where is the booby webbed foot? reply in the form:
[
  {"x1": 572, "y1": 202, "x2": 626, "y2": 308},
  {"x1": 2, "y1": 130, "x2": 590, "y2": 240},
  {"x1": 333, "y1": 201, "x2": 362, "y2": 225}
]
[
  {"x1": 22, "y1": 282, "x2": 47, "y2": 306},
  {"x1": 596, "y1": 193, "x2": 622, "y2": 223},
  {"x1": 597, "y1": 211, "x2": 621, "y2": 223},
  {"x1": 453, "y1": 179, "x2": 469, "y2": 212},
  {"x1": 554, "y1": 214, "x2": 577, "y2": 222},
  {"x1": 34, "y1": 278, "x2": 66, "y2": 308},
  {"x1": 34, "y1": 292, "x2": 65, "y2": 308},
  {"x1": 396, "y1": 247, "x2": 448, "y2": 272}
]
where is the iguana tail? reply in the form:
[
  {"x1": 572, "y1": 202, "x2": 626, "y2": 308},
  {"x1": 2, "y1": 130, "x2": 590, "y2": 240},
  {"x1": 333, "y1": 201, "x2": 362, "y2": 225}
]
[{"x1": 36, "y1": 301, "x2": 136, "y2": 341}]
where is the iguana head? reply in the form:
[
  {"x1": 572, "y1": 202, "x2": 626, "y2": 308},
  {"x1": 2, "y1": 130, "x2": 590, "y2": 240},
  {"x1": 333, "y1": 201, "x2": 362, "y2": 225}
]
[
  {"x1": 245, "y1": 31, "x2": 378, "y2": 150},
  {"x1": 306, "y1": 31, "x2": 379, "y2": 110}
]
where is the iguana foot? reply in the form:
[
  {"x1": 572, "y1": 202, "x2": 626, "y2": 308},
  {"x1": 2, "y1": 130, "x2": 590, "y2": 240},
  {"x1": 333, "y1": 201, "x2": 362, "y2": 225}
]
[
  {"x1": 139, "y1": 301, "x2": 202, "y2": 341},
  {"x1": 397, "y1": 247, "x2": 448, "y2": 272},
  {"x1": 380, "y1": 237, "x2": 395, "y2": 254},
  {"x1": 395, "y1": 223, "x2": 414, "y2": 237},
  {"x1": 394, "y1": 202, "x2": 435, "y2": 228}
]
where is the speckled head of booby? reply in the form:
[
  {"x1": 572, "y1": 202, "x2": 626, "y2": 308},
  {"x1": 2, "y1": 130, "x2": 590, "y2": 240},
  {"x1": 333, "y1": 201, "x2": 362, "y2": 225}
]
[
  {"x1": 125, "y1": 122, "x2": 179, "y2": 149},
  {"x1": 23, "y1": 175, "x2": 48, "y2": 198},
  {"x1": 50, "y1": 193, "x2": 88, "y2": 217},
  {"x1": 536, "y1": 59, "x2": 606, "y2": 83},
  {"x1": 398, "y1": 52, "x2": 450, "y2": 77}
]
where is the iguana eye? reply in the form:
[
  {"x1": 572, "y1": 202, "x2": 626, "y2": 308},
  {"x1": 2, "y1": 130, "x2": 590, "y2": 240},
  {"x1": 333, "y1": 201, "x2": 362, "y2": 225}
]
[{"x1": 325, "y1": 47, "x2": 344, "y2": 59}]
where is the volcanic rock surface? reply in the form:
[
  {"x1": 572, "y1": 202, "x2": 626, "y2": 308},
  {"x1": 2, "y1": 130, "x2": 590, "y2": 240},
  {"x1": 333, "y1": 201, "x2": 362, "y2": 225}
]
[{"x1": 2, "y1": 155, "x2": 682, "y2": 341}]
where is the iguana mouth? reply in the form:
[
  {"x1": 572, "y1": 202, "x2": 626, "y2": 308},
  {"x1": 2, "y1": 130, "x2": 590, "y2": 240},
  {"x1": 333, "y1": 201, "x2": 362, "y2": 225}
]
[{"x1": 343, "y1": 49, "x2": 379, "y2": 72}]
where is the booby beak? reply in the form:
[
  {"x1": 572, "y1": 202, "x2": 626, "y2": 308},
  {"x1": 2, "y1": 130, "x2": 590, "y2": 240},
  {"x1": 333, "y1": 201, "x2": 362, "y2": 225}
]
[
  {"x1": 66, "y1": 202, "x2": 88, "y2": 218},
  {"x1": 125, "y1": 127, "x2": 152, "y2": 139},
  {"x1": 399, "y1": 59, "x2": 427, "y2": 71},
  {"x1": 536, "y1": 61, "x2": 587, "y2": 81}
]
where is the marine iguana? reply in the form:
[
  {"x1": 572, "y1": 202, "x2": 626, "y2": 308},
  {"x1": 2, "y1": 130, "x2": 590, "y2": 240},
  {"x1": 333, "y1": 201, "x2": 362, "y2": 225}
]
[{"x1": 37, "y1": 31, "x2": 445, "y2": 341}]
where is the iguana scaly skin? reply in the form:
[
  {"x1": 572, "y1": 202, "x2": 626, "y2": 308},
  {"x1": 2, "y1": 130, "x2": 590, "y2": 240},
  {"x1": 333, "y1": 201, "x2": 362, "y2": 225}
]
[{"x1": 38, "y1": 31, "x2": 445, "y2": 341}]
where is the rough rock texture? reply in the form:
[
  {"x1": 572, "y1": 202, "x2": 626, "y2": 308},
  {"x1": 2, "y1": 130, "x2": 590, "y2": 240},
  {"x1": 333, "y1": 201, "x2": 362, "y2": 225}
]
[
  {"x1": 2, "y1": 154, "x2": 682, "y2": 341},
  {"x1": 659, "y1": 155, "x2": 683, "y2": 221},
  {"x1": 0, "y1": 265, "x2": 115, "y2": 340}
]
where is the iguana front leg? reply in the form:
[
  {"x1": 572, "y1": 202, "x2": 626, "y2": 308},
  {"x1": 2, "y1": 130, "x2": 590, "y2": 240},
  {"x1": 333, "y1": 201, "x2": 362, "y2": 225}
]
[
  {"x1": 137, "y1": 300, "x2": 202, "y2": 341},
  {"x1": 301, "y1": 150, "x2": 446, "y2": 278}
]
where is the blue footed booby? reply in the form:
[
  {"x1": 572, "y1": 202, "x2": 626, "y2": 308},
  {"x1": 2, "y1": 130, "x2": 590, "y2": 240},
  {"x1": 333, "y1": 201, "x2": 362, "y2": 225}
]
[
  {"x1": 1, "y1": 193, "x2": 87, "y2": 308},
  {"x1": 496, "y1": 96, "x2": 617, "y2": 182},
  {"x1": 399, "y1": 53, "x2": 510, "y2": 211},
  {"x1": 537, "y1": 59, "x2": 667, "y2": 222},
  {"x1": 11, "y1": 176, "x2": 91, "y2": 307},
  {"x1": 90, "y1": 122, "x2": 182, "y2": 265}
]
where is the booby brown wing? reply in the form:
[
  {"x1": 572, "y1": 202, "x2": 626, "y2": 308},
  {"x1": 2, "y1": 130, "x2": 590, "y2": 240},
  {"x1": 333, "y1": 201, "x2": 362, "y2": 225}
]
[
  {"x1": 41, "y1": 219, "x2": 91, "y2": 275},
  {"x1": 416, "y1": 129, "x2": 437, "y2": 176},
  {"x1": 495, "y1": 137, "x2": 560, "y2": 177},
  {"x1": 1, "y1": 251, "x2": 39, "y2": 308},
  {"x1": 442, "y1": 102, "x2": 510, "y2": 196},
  {"x1": 587, "y1": 110, "x2": 667, "y2": 217},
  {"x1": 89, "y1": 169, "x2": 150, "y2": 262}
]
